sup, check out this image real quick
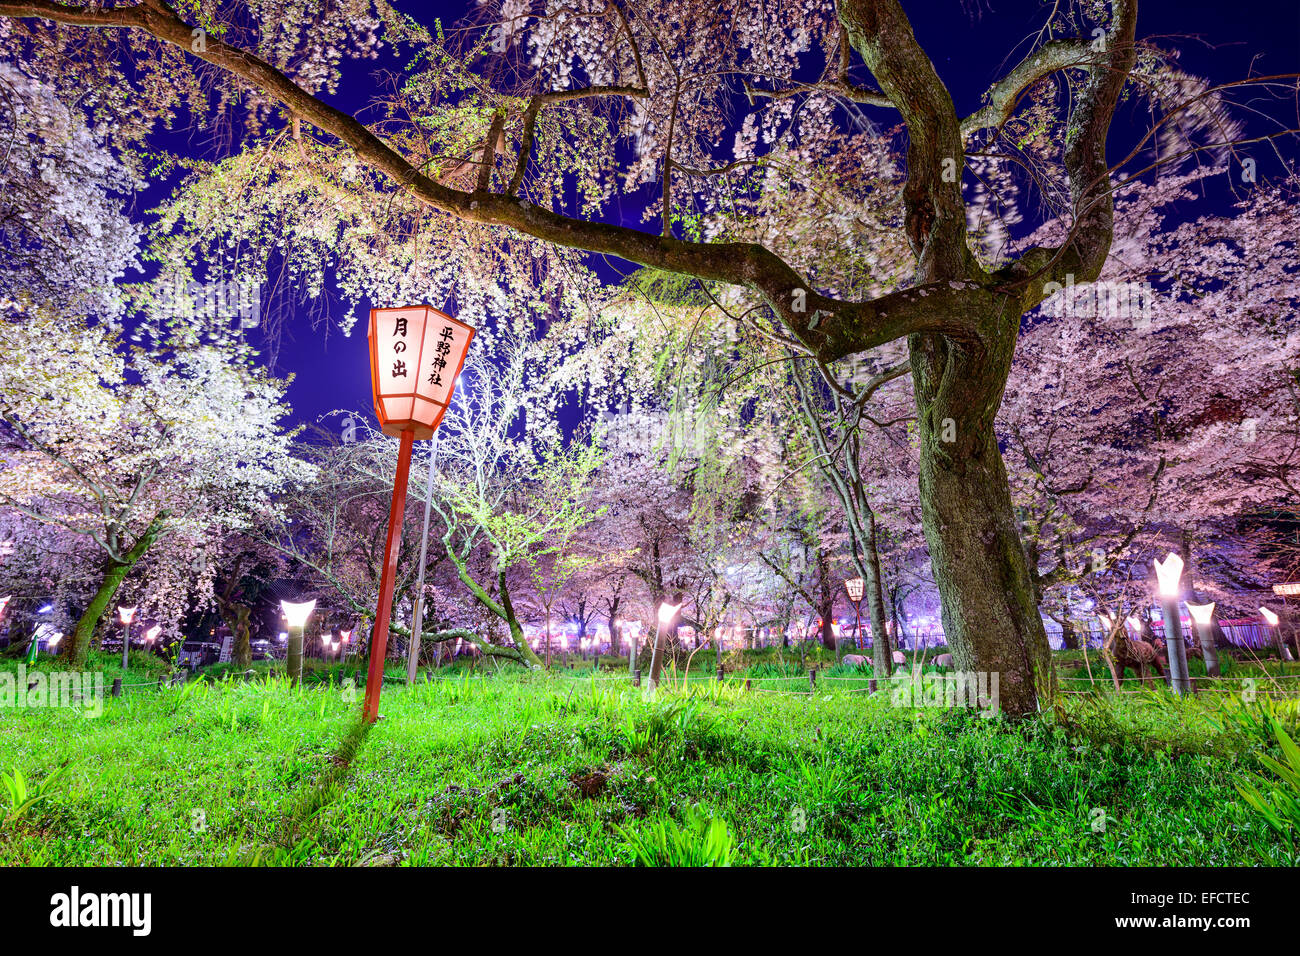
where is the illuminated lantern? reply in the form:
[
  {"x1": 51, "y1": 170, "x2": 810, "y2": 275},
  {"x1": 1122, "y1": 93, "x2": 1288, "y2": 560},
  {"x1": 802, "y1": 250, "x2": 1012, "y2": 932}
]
[
  {"x1": 1186, "y1": 602, "x2": 1215, "y2": 627},
  {"x1": 1152, "y1": 552, "x2": 1191, "y2": 694},
  {"x1": 1152, "y1": 552, "x2": 1184, "y2": 598},
  {"x1": 368, "y1": 306, "x2": 475, "y2": 439},
  {"x1": 844, "y1": 577, "x2": 865, "y2": 649},
  {"x1": 280, "y1": 600, "x2": 316, "y2": 629},
  {"x1": 117, "y1": 605, "x2": 137, "y2": 671},
  {"x1": 648, "y1": 601, "x2": 683, "y2": 690},
  {"x1": 363, "y1": 305, "x2": 476, "y2": 723}
]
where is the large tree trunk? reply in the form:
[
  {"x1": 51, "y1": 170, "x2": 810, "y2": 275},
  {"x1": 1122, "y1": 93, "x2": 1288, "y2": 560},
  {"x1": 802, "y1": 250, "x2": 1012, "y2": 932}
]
[
  {"x1": 232, "y1": 607, "x2": 252, "y2": 670},
  {"x1": 67, "y1": 516, "x2": 166, "y2": 667},
  {"x1": 862, "y1": 513, "x2": 893, "y2": 681},
  {"x1": 911, "y1": 334, "x2": 1052, "y2": 717},
  {"x1": 215, "y1": 602, "x2": 253, "y2": 670},
  {"x1": 606, "y1": 593, "x2": 621, "y2": 656}
]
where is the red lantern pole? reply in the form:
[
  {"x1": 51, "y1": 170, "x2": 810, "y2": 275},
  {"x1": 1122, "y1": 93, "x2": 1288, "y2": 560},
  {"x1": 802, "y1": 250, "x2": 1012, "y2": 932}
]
[{"x1": 362, "y1": 427, "x2": 415, "y2": 723}]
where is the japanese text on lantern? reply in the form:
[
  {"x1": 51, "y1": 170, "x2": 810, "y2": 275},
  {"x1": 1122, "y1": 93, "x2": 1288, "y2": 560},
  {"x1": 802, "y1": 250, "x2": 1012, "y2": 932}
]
[{"x1": 367, "y1": 305, "x2": 475, "y2": 440}]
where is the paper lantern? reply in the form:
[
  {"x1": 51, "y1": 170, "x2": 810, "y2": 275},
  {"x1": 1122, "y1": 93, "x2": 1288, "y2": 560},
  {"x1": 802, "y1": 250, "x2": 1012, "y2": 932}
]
[
  {"x1": 1152, "y1": 553, "x2": 1184, "y2": 598},
  {"x1": 280, "y1": 599, "x2": 316, "y2": 629},
  {"x1": 657, "y1": 602, "x2": 682, "y2": 624},
  {"x1": 845, "y1": 577, "x2": 865, "y2": 603},
  {"x1": 368, "y1": 305, "x2": 475, "y2": 439}
]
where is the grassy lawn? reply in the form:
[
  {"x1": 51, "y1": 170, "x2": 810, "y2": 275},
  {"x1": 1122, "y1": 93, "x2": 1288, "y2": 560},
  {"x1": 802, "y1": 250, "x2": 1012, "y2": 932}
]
[{"x1": 1, "y1": 651, "x2": 1297, "y2": 866}]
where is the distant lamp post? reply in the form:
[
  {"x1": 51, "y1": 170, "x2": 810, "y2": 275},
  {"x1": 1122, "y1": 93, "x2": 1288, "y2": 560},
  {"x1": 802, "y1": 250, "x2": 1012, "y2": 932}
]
[
  {"x1": 47, "y1": 632, "x2": 62, "y2": 653},
  {"x1": 118, "y1": 606, "x2": 137, "y2": 672},
  {"x1": 1259, "y1": 607, "x2": 1294, "y2": 662},
  {"x1": 365, "y1": 305, "x2": 475, "y2": 723},
  {"x1": 845, "y1": 577, "x2": 865, "y2": 650},
  {"x1": 280, "y1": 599, "x2": 316, "y2": 685},
  {"x1": 1185, "y1": 602, "x2": 1221, "y2": 678},
  {"x1": 1152, "y1": 553, "x2": 1191, "y2": 694},
  {"x1": 647, "y1": 600, "x2": 682, "y2": 692},
  {"x1": 143, "y1": 624, "x2": 161, "y2": 646},
  {"x1": 624, "y1": 620, "x2": 639, "y2": 675}
]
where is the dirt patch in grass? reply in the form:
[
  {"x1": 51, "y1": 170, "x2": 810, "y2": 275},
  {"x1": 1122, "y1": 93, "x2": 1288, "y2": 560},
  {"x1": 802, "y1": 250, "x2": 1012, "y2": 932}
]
[{"x1": 570, "y1": 767, "x2": 609, "y2": 798}]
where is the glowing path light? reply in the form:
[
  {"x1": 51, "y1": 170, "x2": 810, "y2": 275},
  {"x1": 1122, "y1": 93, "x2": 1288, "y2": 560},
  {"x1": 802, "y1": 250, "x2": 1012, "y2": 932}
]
[{"x1": 1151, "y1": 553, "x2": 1191, "y2": 695}]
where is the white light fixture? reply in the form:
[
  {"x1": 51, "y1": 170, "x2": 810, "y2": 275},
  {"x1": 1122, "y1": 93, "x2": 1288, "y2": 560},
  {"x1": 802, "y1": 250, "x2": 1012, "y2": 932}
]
[
  {"x1": 845, "y1": 577, "x2": 865, "y2": 603},
  {"x1": 657, "y1": 601, "x2": 681, "y2": 624},
  {"x1": 280, "y1": 599, "x2": 316, "y2": 629},
  {"x1": 118, "y1": 606, "x2": 137, "y2": 625},
  {"x1": 1260, "y1": 607, "x2": 1280, "y2": 627},
  {"x1": 144, "y1": 625, "x2": 162, "y2": 643},
  {"x1": 1153, "y1": 553, "x2": 1184, "y2": 598},
  {"x1": 1186, "y1": 602, "x2": 1216, "y2": 627}
]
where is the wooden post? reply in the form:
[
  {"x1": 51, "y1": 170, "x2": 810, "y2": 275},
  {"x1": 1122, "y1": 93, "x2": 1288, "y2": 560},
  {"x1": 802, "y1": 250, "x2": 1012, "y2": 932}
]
[
  {"x1": 716, "y1": 666, "x2": 724, "y2": 681},
  {"x1": 111, "y1": 677, "x2": 122, "y2": 698},
  {"x1": 633, "y1": 668, "x2": 641, "y2": 688},
  {"x1": 809, "y1": 668, "x2": 817, "y2": 692},
  {"x1": 744, "y1": 678, "x2": 752, "y2": 692},
  {"x1": 363, "y1": 428, "x2": 415, "y2": 723}
]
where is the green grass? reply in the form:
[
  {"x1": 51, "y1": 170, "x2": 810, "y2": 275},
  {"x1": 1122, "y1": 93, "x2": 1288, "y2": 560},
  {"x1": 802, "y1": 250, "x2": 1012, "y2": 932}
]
[
  {"x1": 2, "y1": 648, "x2": 172, "y2": 686},
  {"x1": 2, "y1": 657, "x2": 1298, "y2": 866}
]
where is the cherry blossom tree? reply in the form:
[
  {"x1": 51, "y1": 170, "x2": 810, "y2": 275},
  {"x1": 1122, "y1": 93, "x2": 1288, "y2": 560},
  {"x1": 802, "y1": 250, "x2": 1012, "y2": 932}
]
[
  {"x1": 0, "y1": 60, "x2": 141, "y2": 322},
  {"x1": 1002, "y1": 169, "x2": 1300, "y2": 640},
  {"x1": 0, "y1": 314, "x2": 311, "y2": 664}
]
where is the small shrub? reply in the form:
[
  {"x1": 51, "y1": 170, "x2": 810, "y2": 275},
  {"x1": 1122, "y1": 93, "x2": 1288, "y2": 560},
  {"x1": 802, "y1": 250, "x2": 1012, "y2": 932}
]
[
  {"x1": 617, "y1": 808, "x2": 738, "y2": 866},
  {"x1": 1236, "y1": 718, "x2": 1300, "y2": 864}
]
